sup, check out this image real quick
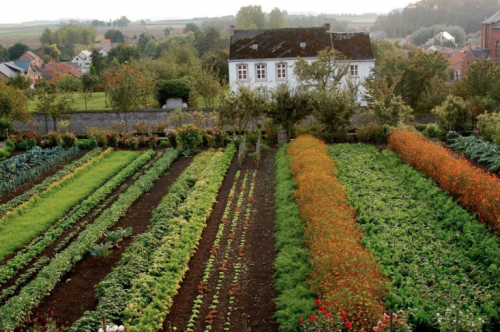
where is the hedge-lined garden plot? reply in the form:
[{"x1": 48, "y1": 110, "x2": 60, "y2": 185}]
[{"x1": 331, "y1": 143, "x2": 500, "y2": 331}]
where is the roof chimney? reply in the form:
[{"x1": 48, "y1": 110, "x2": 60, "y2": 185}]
[
  {"x1": 324, "y1": 23, "x2": 331, "y2": 32},
  {"x1": 230, "y1": 25, "x2": 235, "y2": 36}
]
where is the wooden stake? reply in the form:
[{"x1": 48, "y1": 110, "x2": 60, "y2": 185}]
[
  {"x1": 243, "y1": 313, "x2": 248, "y2": 332},
  {"x1": 456, "y1": 310, "x2": 459, "y2": 332},
  {"x1": 125, "y1": 325, "x2": 130, "y2": 332},
  {"x1": 390, "y1": 311, "x2": 393, "y2": 332},
  {"x1": 102, "y1": 315, "x2": 107, "y2": 331}
]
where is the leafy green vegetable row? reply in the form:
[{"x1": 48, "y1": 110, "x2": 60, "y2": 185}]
[
  {"x1": 124, "y1": 144, "x2": 236, "y2": 331},
  {"x1": 0, "y1": 146, "x2": 79, "y2": 197},
  {"x1": 330, "y1": 144, "x2": 500, "y2": 331},
  {"x1": 0, "y1": 149, "x2": 180, "y2": 331},
  {"x1": 273, "y1": 146, "x2": 315, "y2": 332},
  {"x1": 449, "y1": 134, "x2": 500, "y2": 172},
  {"x1": 71, "y1": 151, "x2": 217, "y2": 331},
  {"x1": 0, "y1": 150, "x2": 155, "y2": 289},
  {"x1": 0, "y1": 148, "x2": 103, "y2": 219}
]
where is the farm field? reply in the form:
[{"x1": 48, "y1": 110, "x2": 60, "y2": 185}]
[{"x1": 1, "y1": 130, "x2": 500, "y2": 331}]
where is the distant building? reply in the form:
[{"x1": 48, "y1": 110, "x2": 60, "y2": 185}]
[
  {"x1": 228, "y1": 24, "x2": 375, "y2": 105},
  {"x1": 71, "y1": 50, "x2": 92, "y2": 73},
  {"x1": 0, "y1": 62, "x2": 24, "y2": 80},
  {"x1": 369, "y1": 31, "x2": 387, "y2": 40},
  {"x1": 37, "y1": 60, "x2": 82, "y2": 81},
  {"x1": 168, "y1": 28, "x2": 185, "y2": 36},
  {"x1": 425, "y1": 31, "x2": 456, "y2": 46},
  {"x1": 17, "y1": 51, "x2": 43, "y2": 68},
  {"x1": 448, "y1": 50, "x2": 465, "y2": 80}
]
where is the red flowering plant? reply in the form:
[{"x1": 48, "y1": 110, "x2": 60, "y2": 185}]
[
  {"x1": 373, "y1": 311, "x2": 411, "y2": 332},
  {"x1": 300, "y1": 299, "x2": 354, "y2": 331},
  {"x1": 22, "y1": 309, "x2": 68, "y2": 332},
  {"x1": 106, "y1": 131, "x2": 120, "y2": 148}
]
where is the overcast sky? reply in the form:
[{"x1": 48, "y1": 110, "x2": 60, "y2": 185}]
[{"x1": 0, "y1": 0, "x2": 415, "y2": 24}]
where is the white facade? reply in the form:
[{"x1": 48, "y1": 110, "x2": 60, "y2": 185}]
[
  {"x1": 71, "y1": 51, "x2": 92, "y2": 73},
  {"x1": 228, "y1": 57, "x2": 374, "y2": 105}
]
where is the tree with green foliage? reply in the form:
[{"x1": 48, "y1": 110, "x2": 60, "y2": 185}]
[
  {"x1": 144, "y1": 40, "x2": 159, "y2": 58},
  {"x1": 455, "y1": 60, "x2": 500, "y2": 108},
  {"x1": 266, "y1": 84, "x2": 313, "y2": 139},
  {"x1": 269, "y1": 8, "x2": 286, "y2": 29},
  {"x1": 185, "y1": 23, "x2": 200, "y2": 33},
  {"x1": 155, "y1": 77, "x2": 193, "y2": 106},
  {"x1": 433, "y1": 95, "x2": 472, "y2": 133},
  {"x1": 220, "y1": 86, "x2": 267, "y2": 135},
  {"x1": 90, "y1": 49, "x2": 106, "y2": 75},
  {"x1": 8, "y1": 43, "x2": 29, "y2": 60},
  {"x1": 107, "y1": 44, "x2": 141, "y2": 64},
  {"x1": 105, "y1": 65, "x2": 149, "y2": 131},
  {"x1": 365, "y1": 75, "x2": 414, "y2": 126},
  {"x1": 203, "y1": 50, "x2": 229, "y2": 85},
  {"x1": 0, "y1": 44, "x2": 9, "y2": 62},
  {"x1": 411, "y1": 24, "x2": 466, "y2": 45},
  {"x1": 0, "y1": 80, "x2": 31, "y2": 135},
  {"x1": 190, "y1": 69, "x2": 222, "y2": 108},
  {"x1": 236, "y1": 5, "x2": 266, "y2": 29},
  {"x1": 104, "y1": 29, "x2": 125, "y2": 43},
  {"x1": 137, "y1": 33, "x2": 154, "y2": 53},
  {"x1": 35, "y1": 83, "x2": 73, "y2": 133},
  {"x1": 7, "y1": 75, "x2": 31, "y2": 91},
  {"x1": 40, "y1": 28, "x2": 53, "y2": 45},
  {"x1": 194, "y1": 27, "x2": 226, "y2": 56},
  {"x1": 294, "y1": 49, "x2": 350, "y2": 91}
]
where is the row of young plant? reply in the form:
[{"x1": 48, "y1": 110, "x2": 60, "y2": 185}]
[
  {"x1": 184, "y1": 170, "x2": 241, "y2": 331},
  {"x1": 0, "y1": 148, "x2": 103, "y2": 218},
  {"x1": 123, "y1": 144, "x2": 236, "y2": 331},
  {"x1": 71, "y1": 151, "x2": 219, "y2": 331},
  {"x1": 448, "y1": 133, "x2": 500, "y2": 173},
  {"x1": 287, "y1": 136, "x2": 388, "y2": 331},
  {"x1": 0, "y1": 149, "x2": 180, "y2": 331},
  {"x1": 0, "y1": 147, "x2": 113, "y2": 226},
  {"x1": 222, "y1": 170, "x2": 257, "y2": 331},
  {"x1": 330, "y1": 143, "x2": 500, "y2": 331},
  {"x1": 389, "y1": 128, "x2": 500, "y2": 233},
  {"x1": 273, "y1": 147, "x2": 315, "y2": 331},
  {"x1": 0, "y1": 150, "x2": 155, "y2": 289},
  {"x1": 0, "y1": 146, "x2": 79, "y2": 197},
  {"x1": 199, "y1": 171, "x2": 249, "y2": 332}
]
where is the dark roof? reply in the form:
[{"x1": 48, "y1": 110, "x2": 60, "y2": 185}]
[
  {"x1": 229, "y1": 27, "x2": 374, "y2": 61},
  {"x1": 13, "y1": 61, "x2": 31, "y2": 74},
  {"x1": 484, "y1": 10, "x2": 500, "y2": 24},
  {"x1": 471, "y1": 48, "x2": 490, "y2": 60}
]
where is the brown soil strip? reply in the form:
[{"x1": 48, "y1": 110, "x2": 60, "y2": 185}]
[
  {"x1": 163, "y1": 153, "x2": 240, "y2": 330},
  {"x1": 0, "y1": 153, "x2": 159, "y2": 300},
  {"x1": 23, "y1": 155, "x2": 193, "y2": 329},
  {"x1": 164, "y1": 148, "x2": 279, "y2": 332},
  {"x1": 0, "y1": 149, "x2": 88, "y2": 206}
]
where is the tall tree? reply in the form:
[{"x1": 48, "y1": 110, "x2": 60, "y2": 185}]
[
  {"x1": 137, "y1": 33, "x2": 154, "y2": 53},
  {"x1": 236, "y1": 5, "x2": 266, "y2": 30},
  {"x1": 107, "y1": 44, "x2": 141, "y2": 64},
  {"x1": 104, "y1": 29, "x2": 125, "y2": 43},
  {"x1": 40, "y1": 28, "x2": 53, "y2": 45},
  {"x1": 185, "y1": 23, "x2": 200, "y2": 33},
  {"x1": 0, "y1": 80, "x2": 31, "y2": 133},
  {"x1": 0, "y1": 44, "x2": 9, "y2": 62},
  {"x1": 35, "y1": 83, "x2": 73, "y2": 133},
  {"x1": 269, "y1": 8, "x2": 286, "y2": 29},
  {"x1": 8, "y1": 43, "x2": 29, "y2": 60}
]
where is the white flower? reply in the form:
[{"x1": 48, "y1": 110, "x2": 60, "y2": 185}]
[
  {"x1": 436, "y1": 313, "x2": 440, "y2": 316},
  {"x1": 118, "y1": 326, "x2": 125, "y2": 332},
  {"x1": 98, "y1": 329, "x2": 104, "y2": 332}
]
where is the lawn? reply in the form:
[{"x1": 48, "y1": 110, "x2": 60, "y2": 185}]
[{"x1": 0, "y1": 150, "x2": 140, "y2": 260}]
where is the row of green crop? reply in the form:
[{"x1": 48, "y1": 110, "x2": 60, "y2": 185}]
[
  {"x1": 330, "y1": 144, "x2": 500, "y2": 331},
  {"x1": 0, "y1": 150, "x2": 155, "y2": 289},
  {"x1": 0, "y1": 148, "x2": 102, "y2": 219},
  {"x1": 71, "y1": 151, "x2": 217, "y2": 331},
  {"x1": 0, "y1": 149, "x2": 139, "y2": 261},
  {"x1": 449, "y1": 134, "x2": 500, "y2": 172},
  {"x1": 0, "y1": 149, "x2": 180, "y2": 331},
  {"x1": 0, "y1": 146, "x2": 79, "y2": 197},
  {"x1": 125, "y1": 145, "x2": 236, "y2": 331},
  {"x1": 273, "y1": 147, "x2": 315, "y2": 332}
]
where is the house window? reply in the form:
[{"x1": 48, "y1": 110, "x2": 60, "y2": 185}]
[
  {"x1": 251, "y1": 44, "x2": 258, "y2": 50},
  {"x1": 276, "y1": 63, "x2": 287, "y2": 80},
  {"x1": 455, "y1": 70, "x2": 460, "y2": 80},
  {"x1": 256, "y1": 64, "x2": 267, "y2": 80},
  {"x1": 237, "y1": 64, "x2": 248, "y2": 80},
  {"x1": 300, "y1": 42, "x2": 306, "y2": 48},
  {"x1": 350, "y1": 65, "x2": 359, "y2": 76}
]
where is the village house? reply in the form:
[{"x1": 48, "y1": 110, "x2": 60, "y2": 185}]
[
  {"x1": 228, "y1": 24, "x2": 375, "y2": 105},
  {"x1": 425, "y1": 31, "x2": 456, "y2": 46},
  {"x1": 71, "y1": 50, "x2": 92, "y2": 73}
]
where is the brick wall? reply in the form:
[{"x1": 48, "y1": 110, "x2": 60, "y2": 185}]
[{"x1": 14, "y1": 109, "x2": 219, "y2": 134}]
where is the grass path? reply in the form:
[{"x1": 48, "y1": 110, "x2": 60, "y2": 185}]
[{"x1": 0, "y1": 150, "x2": 140, "y2": 261}]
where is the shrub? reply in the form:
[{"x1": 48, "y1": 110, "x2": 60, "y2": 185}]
[
  {"x1": 477, "y1": 111, "x2": 500, "y2": 146},
  {"x1": 422, "y1": 123, "x2": 445, "y2": 140},
  {"x1": 148, "y1": 134, "x2": 159, "y2": 149},
  {"x1": 106, "y1": 132, "x2": 120, "y2": 148},
  {"x1": 45, "y1": 131, "x2": 63, "y2": 147},
  {"x1": 202, "y1": 128, "x2": 228, "y2": 148},
  {"x1": 133, "y1": 120, "x2": 149, "y2": 133},
  {"x1": 15, "y1": 138, "x2": 37, "y2": 151},
  {"x1": 62, "y1": 133, "x2": 77, "y2": 148},
  {"x1": 432, "y1": 96, "x2": 472, "y2": 134},
  {"x1": 356, "y1": 123, "x2": 388, "y2": 143},
  {"x1": 77, "y1": 139, "x2": 98, "y2": 149},
  {"x1": 264, "y1": 119, "x2": 278, "y2": 143},
  {"x1": 176, "y1": 124, "x2": 202, "y2": 155},
  {"x1": 155, "y1": 77, "x2": 193, "y2": 106},
  {"x1": 87, "y1": 128, "x2": 108, "y2": 147},
  {"x1": 159, "y1": 140, "x2": 169, "y2": 148}
]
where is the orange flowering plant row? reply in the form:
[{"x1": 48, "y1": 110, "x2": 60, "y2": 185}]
[
  {"x1": 388, "y1": 129, "x2": 500, "y2": 232},
  {"x1": 288, "y1": 135, "x2": 389, "y2": 331}
]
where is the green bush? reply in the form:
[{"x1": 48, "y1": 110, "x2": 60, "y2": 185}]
[
  {"x1": 159, "y1": 140, "x2": 169, "y2": 148},
  {"x1": 422, "y1": 123, "x2": 445, "y2": 140},
  {"x1": 44, "y1": 131, "x2": 62, "y2": 147},
  {"x1": 176, "y1": 124, "x2": 202, "y2": 155},
  {"x1": 15, "y1": 138, "x2": 37, "y2": 151},
  {"x1": 155, "y1": 77, "x2": 193, "y2": 106},
  {"x1": 62, "y1": 133, "x2": 77, "y2": 148},
  {"x1": 477, "y1": 111, "x2": 500, "y2": 146},
  {"x1": 76, "y1": 139, "x2": 98, "y2": 149},
  {"x1": 432, "y1": 95, "x2": 472, "y2": 134},
  {"x1": 356, "y1": 123, "x2": 388, "y2": 143}
]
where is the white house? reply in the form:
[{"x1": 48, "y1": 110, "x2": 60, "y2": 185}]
[
  {"x1": 426, "y1": 31, "x2": 456, "y2": 46},
  {"x1": 228, "y1": 25, "x2": 375, "y2": 105},
  {"x1": 71, "y1": 50, "x2": 92, "y2": 73}
]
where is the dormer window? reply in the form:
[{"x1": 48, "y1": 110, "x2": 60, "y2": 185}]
[
  {"x1": 300, "y1": 42, "x2": 306, "y2": 48},
  {"x1": 251, "y1": 44, "x2": 258, "y2": 50}
]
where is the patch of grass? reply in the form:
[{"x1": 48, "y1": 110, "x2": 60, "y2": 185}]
[{"x1": 0, "y1": 150, "x2": 140, "y2": 260}]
